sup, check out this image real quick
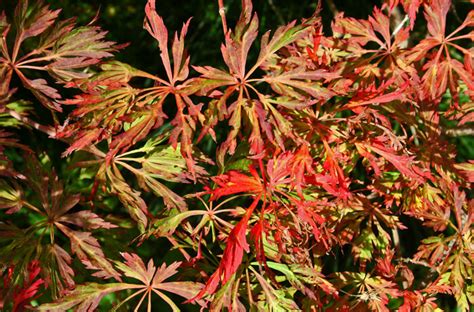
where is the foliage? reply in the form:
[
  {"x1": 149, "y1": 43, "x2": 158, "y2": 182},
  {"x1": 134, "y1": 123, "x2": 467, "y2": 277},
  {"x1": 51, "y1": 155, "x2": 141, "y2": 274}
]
[{"x1": 0, "y1": 0, "x2": 473, "y2": 311}]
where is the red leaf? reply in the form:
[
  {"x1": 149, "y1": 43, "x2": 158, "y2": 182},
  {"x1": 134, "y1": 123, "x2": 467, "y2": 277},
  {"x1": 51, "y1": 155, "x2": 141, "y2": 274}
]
[
  {"x1": 12, "y1": 260, "x2": 45, "y2": 312},
  {"x1": 191, "y1": 197, "x2": 259, "y2": 301},
  {"x1": 210, "y1": 167, "x2": 263, "y2": 200}
]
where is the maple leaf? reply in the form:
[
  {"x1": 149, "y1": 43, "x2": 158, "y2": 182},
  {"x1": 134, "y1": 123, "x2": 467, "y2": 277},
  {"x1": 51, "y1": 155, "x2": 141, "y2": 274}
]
[
  {"x1": 57, "y1": 225, "x2": 121, "y2": 281},
  {"x1": 0, "y1": 179, "x2": 23, "y2": 214},
  {"x1": 2, "y1": 0, "x2": 473, "y2": 309},
  {"x1": 104, "y1": 163, "x2": 149, "y2": 231},
  {"x1": 266, "y1": 261, "x2": 338, "y2": 299},
  {"x1": 387, "y1": 0, "x2": 425, "y2": 29},
  {"x1": 287, "y1": 145, "x2": 315, "y2": 197},
  {"x1": 210, "y1": 166, "x2": 263, "y2": 200},
  {"x1": 39, "y1": 253, "x2": 204, "y2": 312},
  {"x1": 191, "y1": 197, "x2": 259, "y2": 301},
  {"x1": 407, "y1": 0, "x2": 474, "y2": 99},
  {"x1": 252, "y1": 268, "x2": 300, "y2": 310},
  {"x1": 44, "y1": 244, "x2": 76, "y2": 295},
  {"x1": 334, "y1": 272, "x2": 402, "y2": 311},
  {"x1": 143, "y1": 0, "x2": 206, "y2": 177},
  {"x1": 356, "y1": 137, "x2": 426, "y2": 184},
  {"x1": 0, "y1": 155, "x2": 122, "y2": 285},
  {"x1": 11, "y1": 260, "x2": 45, "y2": 312},
  {"x1": 112, "y1": 134, "x2": 205, "y2": 212},
  {"x1": 344, "y1": 80, "x2": 407, "y2": 109},
  {"x1": 191, "y1": 3, "x2": 323, "y2": 157},
  {"x1": 0, "y1": 0, "x2": 118, "y2": 111}
]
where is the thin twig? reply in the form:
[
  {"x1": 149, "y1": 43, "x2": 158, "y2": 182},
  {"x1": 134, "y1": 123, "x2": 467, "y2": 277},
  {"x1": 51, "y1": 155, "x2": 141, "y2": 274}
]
[
  {"x1": 391, "y1": 14, "x2": 409, "y2": 39},
  {"x1": 218, "y1": 0, "x2": 228, "y2": 35},
  {"x1": 8, "y1": 109, "x2": 56, "y2": 137}
]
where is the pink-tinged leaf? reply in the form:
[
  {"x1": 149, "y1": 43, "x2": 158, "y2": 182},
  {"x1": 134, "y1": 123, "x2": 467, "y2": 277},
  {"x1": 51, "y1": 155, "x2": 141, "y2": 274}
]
[
  {"x1": 147, "y1": 210, "x2": 206, "y2": 237},
  {"x1": 142, "y1": 174, "x2": 188, "y2": 211},
  {"x1": 424, "y1": 0, "x2": 450, "y2": 39},
  {"x1": 50, "y1": 244, "x2": 75, "y2": 289},
  {"x1": 421, "y1": 59, "x2": 449, "y2": 99},
  {"x1": 169, "y1": 94, "x2": 201, "y2": 179},
  {"x1": 404, "y1": 0, "x2": 423, "y2": 30},
  {"x1": 62, "y1": 128, "x2": 104, "y2": 156},
  {"x1": 58, "y1": 211, "x2": 117, "y2": 230},
  {"x1": 38, "y1": 283, "x2": 131, "y2": 311},
  {"x1": 151, "y1": 261, "x2": 181, "y2": 285},
  {"x1": 375, "y1": 249, "x2": 397, "y2": 279},
  {"x1": 314, "y1": 140, "x2": 351, "y2": 200},
  {"x1": 144, "y1": 0, "x2": 173, "y2": 82},
  {"x1": 107, "y1": 164, "x2": 149, "y2": 231},
  {"x1": 221, "y1": 12, "x2": 258, "y2": 78},
  {"x1": 0, "y1": 65, "x2": 13, "y2": 101},
  {"x1": 253, "y1": 21, "x2": 309, "y2": 73},
  {"x1": 18, "y1": 77, "x2": 62, "y2": 111},
  {"x1": 156, "y1": 281, "x2": 204, "y2": 302},
  {"x1": 151, "y1": 261, "x2": 205, "y2": 306},
  {"x1": 345, "y1": 80, "x2": 406, "y2": 108},
  {"x1": 51, "y1": 26, "x2": 115, "y2": 59},
  {"x1": 369, "y1": 7, "x2": 392, "y2": 49},
  {"x1": 0, "y1": 11, "x2": 8, "y2": 37},
  {"x1": 219, "y1": 98, "x2": 243, "y2": 156},
  {"x1": 109, "y1": 112, "x2": 157, "y2": 155},
  {"x1": 15, "y1": 1, "x2": 60, "y2": 41},
  {"x1": 454, "y1": 161, "x2": 474, "y2": 183},
  {"x1": 244, "y1": 101, "x2": 264, "y2": 154},
  {"x1": 171, "y1": 19, "x2": 191, "y2": 83},
  {"x1": 295, "y1": 200, "x2": 325, "y2": 234},
  {"x1": 57, "y1": 224, "x2": 121, "y2": 281},
  {"x1": 191, "y1": 66, "x2": 237, "y2": 95},
  {"x1": 388, "y1": 0, "x2": 423, "y2": 29},
  {"x1": 41, "y1": 253, "x2": 203, "y2": 311},
  {"x1": 29, "y1": 79, "x2": 61, "y2": 99},
  {"x1": 333, "y1": 12, "x2": 383, "y2": 47},
  {"x1": 414, "y1": 236, "x2": 449, "y2": 265},
  {"x1": 451, "y1": 58, "x2": 474, "y2": 91},
  {"x1": 115, "y1": 252, "x2": 156, "y2": 284},
  {"x1": 253, "y1": 269, "x2": 300, "y2": 310},
  {"x1": 265, "y1": 68, "x2": 337, "y2": 100}
]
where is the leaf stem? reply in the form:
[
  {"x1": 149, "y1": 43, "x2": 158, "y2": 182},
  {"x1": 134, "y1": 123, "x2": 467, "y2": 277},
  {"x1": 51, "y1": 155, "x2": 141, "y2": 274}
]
[
  {"x1": 17, "y1": 65, "x2": 46, "y2": 71},
  {"x1": 22, "y1": 200, "x2": 44, "y2": 214},
  {"x1": 7, "y1": 109, "x2": 56, "y2": 136},
  {"x1": 218, "y1": 0, "x2": 228, "y2": 35}
]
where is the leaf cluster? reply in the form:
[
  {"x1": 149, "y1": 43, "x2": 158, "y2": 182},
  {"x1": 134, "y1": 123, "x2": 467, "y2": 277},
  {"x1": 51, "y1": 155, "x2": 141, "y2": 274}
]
[{"x1": 0, "y1": 0, "x2": 473, "y2": 311}]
